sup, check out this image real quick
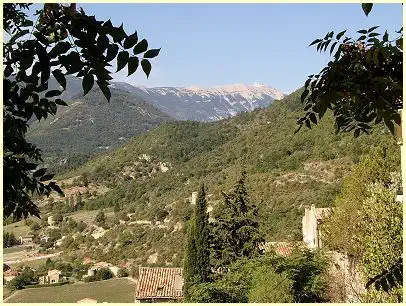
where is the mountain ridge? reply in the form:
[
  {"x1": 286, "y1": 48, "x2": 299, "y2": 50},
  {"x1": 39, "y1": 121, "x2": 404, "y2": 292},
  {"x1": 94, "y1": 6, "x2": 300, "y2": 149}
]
[{"x1": 112, "y1": 82, "x2": 286, "y2": 121}]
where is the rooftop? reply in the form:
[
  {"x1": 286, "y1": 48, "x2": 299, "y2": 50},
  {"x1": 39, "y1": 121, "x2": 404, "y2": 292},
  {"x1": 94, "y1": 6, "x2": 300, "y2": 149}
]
[{"x1": 135, "y1": 267, "x2": 184, "y2": 300}]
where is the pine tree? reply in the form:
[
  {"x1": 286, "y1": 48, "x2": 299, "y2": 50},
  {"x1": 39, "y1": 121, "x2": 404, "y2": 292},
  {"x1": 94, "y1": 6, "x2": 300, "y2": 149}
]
[
  {"x1": 211, "y1": 171, "x2": 264, "y2": 269},
  {"x1": 184, "y1": 184, "x2": 210, "y2": 299}
]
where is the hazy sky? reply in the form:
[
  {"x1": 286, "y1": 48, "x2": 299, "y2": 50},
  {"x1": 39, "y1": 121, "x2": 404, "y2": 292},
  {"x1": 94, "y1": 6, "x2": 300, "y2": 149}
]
[{"x1": 77, "y1": 3, "x2": 401, "y2": 93}]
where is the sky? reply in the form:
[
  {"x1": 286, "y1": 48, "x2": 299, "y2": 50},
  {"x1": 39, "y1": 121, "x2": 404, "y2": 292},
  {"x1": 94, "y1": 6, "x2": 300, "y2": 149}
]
[{"x1": 57, "y1": 3, "x2": 404, "y2": 93}]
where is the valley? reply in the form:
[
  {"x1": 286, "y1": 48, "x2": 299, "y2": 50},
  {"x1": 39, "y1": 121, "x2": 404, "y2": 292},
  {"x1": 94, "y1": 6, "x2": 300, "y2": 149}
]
[
  {"x1": 4, "y1": 2, "x2": 402, "y2": 303},
  {"x1": 4, "y1": 87, "x2": 394, "y2": 302}
]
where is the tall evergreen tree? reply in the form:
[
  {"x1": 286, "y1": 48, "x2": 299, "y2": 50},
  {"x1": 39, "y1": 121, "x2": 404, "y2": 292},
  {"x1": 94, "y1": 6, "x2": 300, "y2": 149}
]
[
  {"x1": 184, "y1": 184, "x2": 210, "y2": 299},
  {"x1": 211, "y1": 171, "x2": 264, "y2": 269}
]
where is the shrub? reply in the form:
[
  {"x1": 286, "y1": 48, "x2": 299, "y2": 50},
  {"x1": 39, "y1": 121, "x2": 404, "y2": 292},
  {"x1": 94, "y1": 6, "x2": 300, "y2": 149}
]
[
  {"x1": 117, "y1": 268, "x2": 129, "y2": 278},
  {"x1": 95, "y1": 268, "x2": 113, "y2": 280}
]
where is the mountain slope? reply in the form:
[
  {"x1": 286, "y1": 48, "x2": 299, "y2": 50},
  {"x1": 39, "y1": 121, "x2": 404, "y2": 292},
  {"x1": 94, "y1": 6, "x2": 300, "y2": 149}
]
[
  {"x1": 113, "y1": 82, "x2": 286, "y2": 121},
  {"x1": 27, "y1": 87, "x2": 173, "y2": 172},
  {"x1": 51, "y1": 88, "x2": 395, "y2": 267}
]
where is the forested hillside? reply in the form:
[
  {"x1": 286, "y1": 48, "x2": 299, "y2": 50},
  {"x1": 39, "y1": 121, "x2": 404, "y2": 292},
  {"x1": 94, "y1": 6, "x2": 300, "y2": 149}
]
[
  {"x1": 26, "y1": 87, "x2": 173, "y2": 173},
  {"x1": 49, "y1": 88, "x2": 395, "y2": 266}
]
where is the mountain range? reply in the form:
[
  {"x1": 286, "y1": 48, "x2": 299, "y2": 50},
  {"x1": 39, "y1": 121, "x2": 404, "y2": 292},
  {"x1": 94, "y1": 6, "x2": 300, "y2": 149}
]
[
  {"x1": 27, "y1": 77, "x2": 286, "y2": 172},
  {"x1": 112, "y1": 82, "x2": 285, "y2": 121}
]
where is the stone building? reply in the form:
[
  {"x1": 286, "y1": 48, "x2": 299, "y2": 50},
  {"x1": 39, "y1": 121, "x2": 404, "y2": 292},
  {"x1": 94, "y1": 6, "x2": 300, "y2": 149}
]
[
  {"x1": 39, "y1": 269, "x2": 62, "y2": 284},
  {"x1": 302, "y1": 204, "x2": 331, "y2": 249},
  {"x1": 19, "y1": 233, "x2": 34, "y2": 244}
]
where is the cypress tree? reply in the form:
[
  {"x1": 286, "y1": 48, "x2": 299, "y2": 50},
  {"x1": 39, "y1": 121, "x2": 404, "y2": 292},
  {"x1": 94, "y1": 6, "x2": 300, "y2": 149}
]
[
  {"x1": 184, "y1": 184, "x2": 210, "y2": 299},
  {"x1": 211, "y1": 171, "x2": 264, "y2": 269}
]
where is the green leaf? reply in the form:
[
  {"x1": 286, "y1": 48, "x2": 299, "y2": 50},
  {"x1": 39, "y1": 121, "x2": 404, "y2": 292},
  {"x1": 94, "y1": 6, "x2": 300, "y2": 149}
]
[
  {"x1": 105, "y1": 44, "x2": 119, "y2": 62},
  {"x1": 52, "y1": 69, "x2": 66, "y2": 90},
  {"x1": 123, "y1": 32, "x2": 138, "y2": 49},
  {"x1": 55, "y1": 99, "x2": 68, "y2": 106},
  {"x1": 309, "y1": 113, "x2": 317, "y2": 124},
  {"x1": 83, "y1": 73, "x2": 94, "y2": 95},
  {"x1": 358, "y1": 35, "x2": 367, "y2": 41},
  {"x1": 25, "y1": 163, "x2": 38, "y2": 171},
  {"x1": 380, "y1": 278, "x2": 389, "y2": 292},
  {"x1": 329, "y1": 42, "x2": 338, "y2": 55},
  {"x1": 368, "y1": 26, "x2": 379, "y2": 33},
  {"x1": 383, "y1": 31, "x2": 389, "y2": 42},
  {"x1": 40, "y1": 174, "x2": 54, "y2": 182},
  {"x1": 335, "y1": 30, "x2": 346, "y2": 40},
  {"x1": 368, "y1": 33, "x2": 380, "y2": 37},
  {"x1": 33, "y1": 168, "x2": 47, "y2": 177},
  {"x1": 144, "y1": 48, "x2": 161, "y2": 59},
  {"x1": 49, "y1": 41, "x2": 71, "y2": 58},
  {"x1": 45, "y1": 90, "x2": 62, "y2": 98},
  {"x1": 97, "y1": 34, "x2": 110, "y2": 53},
  {"x1": 111, "y1": 24, "x2": 127, "y2": 43},
  {"x1": 362, "y1": 3, "x2": 373, "y2": 16},
  {"x1": 309, "y1": 39, "x2": 322, "y2": 47},
  {"x1": 49, "y1": 182, "x2": 64, "y2": 196},
  {"x1": 133, "y1": 39, "x2": 148, "y2": 55},
  {"x1": 127, "y1": 57, "x2": 139, "y2": 76},
  {"x1": 103, "y1": 19, "x2": 113, "y2": 29},
  {"x1": 357, "y1": 29, "x2": 368, "y2": 34},
  {"x1": 97, "y1": 80, "x2": 111, "y2": 102},
  {"x1": 385, "y1": 118, "x2": 395, "y2": 134},
  {"x1": 10, "y1": 29, "x2": 29, "y2": 43},
  {"x1": 141, "y1": 59, "x2": 151, "y2": 78},
  {"x1": 396, "y1": 38, "x2": 402, "y2": 50},
  {"x1": 300, "y1": 89, "x2": 309, "y2": 102},
  {"x1": 4, "y1": 65, "x2": 13, "y2": 77},
  {"x1": 116, "y1": 51, "x2": 129, "y2": 72},
  {"x1": 22, "y1": 20, "x2": 33, "y2": 27}
]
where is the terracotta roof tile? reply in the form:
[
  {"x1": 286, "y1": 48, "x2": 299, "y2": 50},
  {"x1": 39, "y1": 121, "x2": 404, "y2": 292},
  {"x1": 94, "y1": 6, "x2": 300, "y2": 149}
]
[
  {"x1": 259, "y1": 242, "x2": 295, "y2": 257},
  {"x1": 135, "y1": 267, "x2": 183, "y2": 300}
]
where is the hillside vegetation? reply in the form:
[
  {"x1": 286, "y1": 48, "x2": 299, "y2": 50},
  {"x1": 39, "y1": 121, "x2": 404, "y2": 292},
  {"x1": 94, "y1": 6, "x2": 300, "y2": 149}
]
[
  {"x1": 26, "y1": 87, "x2": 172, "y2": 173},
  {"x1": 52, "y1": 88, "x2": 394, "y2": 266}
]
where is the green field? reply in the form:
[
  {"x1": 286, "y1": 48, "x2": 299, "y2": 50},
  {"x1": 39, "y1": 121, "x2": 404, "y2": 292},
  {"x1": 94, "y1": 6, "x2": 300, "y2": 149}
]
[
  {"x1": 5, "y1": 278, "x2": 136, "y2": 303},
  {"x1": 3, "y1": 245, "x2": 28, "y2": 255},
  {"x1": 9, "y1": 257, "x2": 53, "y2": 270},
  {"x1": 68, "y1": 208, "x2": 114, "y2": 224}
]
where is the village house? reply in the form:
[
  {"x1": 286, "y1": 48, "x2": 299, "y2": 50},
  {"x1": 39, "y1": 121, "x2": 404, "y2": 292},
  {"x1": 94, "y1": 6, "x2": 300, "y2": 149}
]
[
  {"x1": 135, "y1": 267, "x2": 184, "y2": 303},
  {"x1": 82, "y1": 257, "x2": 94, "y2": 265},
  {"x1": 259, "y1": 241, "x2": 296, "y2": 257},
  {"x1": 91, "y1": 227, "x2": 107, "y2": 239},
  {"x1": 302, "y1": 204, "x2": 331, "y2": 249},
  {"x1": 19, "y1": 233, "x2": 35, "y2": 244},
  {"x1": 39, "y1": 269, "x2": 62, "y2": 284},
  {"x1": 3, "y1": 263, "x2": 11, "y2": 272},
  {"x1": 3, "y1": 268, "x2": 21, "y2": 282},
  {"x1": 40, "y1": 235, "x2": 50, "y2": 243},
  {"x1": 87, "y1": 262, "x2": 119, "y2": 277}
]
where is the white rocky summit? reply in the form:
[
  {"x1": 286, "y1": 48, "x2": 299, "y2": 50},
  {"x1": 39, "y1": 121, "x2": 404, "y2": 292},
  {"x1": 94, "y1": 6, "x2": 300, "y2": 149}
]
[{"x1": 112, "y1": 82, "x2": 286, "y2": 122}]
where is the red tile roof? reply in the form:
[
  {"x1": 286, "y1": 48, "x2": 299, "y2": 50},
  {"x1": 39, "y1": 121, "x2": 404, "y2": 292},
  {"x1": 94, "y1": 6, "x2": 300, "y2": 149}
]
[
  {"x1": 260, "y1": 242, "x2": 294, "y2": 257},
  {"x1": 4, "y1": 269, "x2": 20, "y2": 277},
  {"x1": 135, "y1": 267, "x2": 184, "y2": 300}
]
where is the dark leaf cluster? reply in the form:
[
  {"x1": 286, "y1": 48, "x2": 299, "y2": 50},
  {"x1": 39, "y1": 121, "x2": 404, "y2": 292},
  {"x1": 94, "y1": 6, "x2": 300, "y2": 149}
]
[{"x1": 3, "y1": 3, "x2": 159, "y2": 220}]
